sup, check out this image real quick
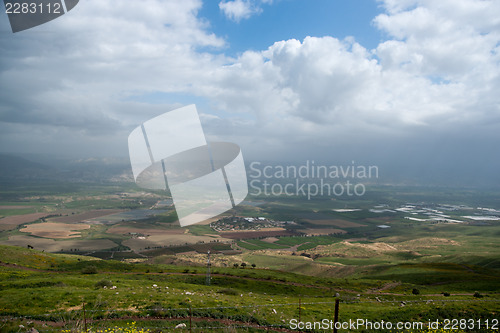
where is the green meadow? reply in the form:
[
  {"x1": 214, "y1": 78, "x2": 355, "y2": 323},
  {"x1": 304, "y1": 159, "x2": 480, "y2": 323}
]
[{"x1": 0, "y1": 245, "x2": 498, "y2": 332}]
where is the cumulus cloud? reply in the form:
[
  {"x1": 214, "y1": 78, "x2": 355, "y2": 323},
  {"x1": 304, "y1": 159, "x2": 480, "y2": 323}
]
[
  {"x1": 206, "y1": 0, "x2": 499, "y2": 142},
  {"x1": 0, "y1": 0, "x2": 226, "y2": 154},
  {"x1": 374, "y1": 0, "x2": 500, "y2": 79},
  {"x1": 199, "y1": 0, "x2": 499, "y2": 184}
]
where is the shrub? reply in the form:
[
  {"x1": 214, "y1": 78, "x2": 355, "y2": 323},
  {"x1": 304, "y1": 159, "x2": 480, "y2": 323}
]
[
  {"x1": 81, "y1": 265, "x2": 98, "y2": 274},
  {"x1": 95, "y1": 279, "x2": 113, "y2": 289},
  {"x1": 412, "y1": 288, "x2": 420, "y2": 295},
  {"x1": 443, "y1": 292, "x2": 450, "y2": 297},
  {"x1": 218, "y1": 288, "x2": 238, "y2": 296},
  {"x1": 473, "y1": 291, "x2": 483, "y2": 298}
]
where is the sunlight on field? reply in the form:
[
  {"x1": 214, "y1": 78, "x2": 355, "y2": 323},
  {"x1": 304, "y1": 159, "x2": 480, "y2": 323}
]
[
  {"x1": 0, "y1": 212, "x2": 53, "y2": 231},
  {"x1": 298, "y1": 228, "x2": 346, "y2": 236},
  {"x1": 304, "y1": 219, "x2": 366, "y2": 227},
  {"x1": 123, "y1": 234, "x2": 230, "y2": 252},
  {"x1": 50, "y1": 209, "x2": 126, "y2": 223},
  {"x1": 0, "y1": 235, "x2": 117, "y2": 252},
  {"x1": 20, "y1": 222, "x2": 90, "y2": 239}
]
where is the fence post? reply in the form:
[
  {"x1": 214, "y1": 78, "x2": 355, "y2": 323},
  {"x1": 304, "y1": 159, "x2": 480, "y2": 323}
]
[
  {"x1": 333, "y1": 298, "x2": 339, "y2": 333},
  {"x1": 189, "y1": 304, "x2": 192, "y2": 333},
  {"x1": 82, "y1": 301, "x2": 87, "y2": 333},
  {"x1": 298, "y1": 297, "x2": 301, "y2": 323}
]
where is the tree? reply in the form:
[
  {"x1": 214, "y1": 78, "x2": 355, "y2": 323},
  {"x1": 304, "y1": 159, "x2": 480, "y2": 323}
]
[
  {"x1": 241, "y1": 262, "x2": 247, "y2": 269},
  {"x1": 251, "y1": 263, "x2": 256, "y2": 269},
  {"x1": 233, "y1": 263, "x2": 239, "y2": 268}
]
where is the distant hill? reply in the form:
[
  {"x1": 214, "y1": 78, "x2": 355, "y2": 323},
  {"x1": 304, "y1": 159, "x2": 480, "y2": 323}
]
[
  {"x1": 0, "y1": 154, "x2": 55, "y2": 180},
  {"x1": 0, "y1": 153, "x2": 132, "y2": 183}
]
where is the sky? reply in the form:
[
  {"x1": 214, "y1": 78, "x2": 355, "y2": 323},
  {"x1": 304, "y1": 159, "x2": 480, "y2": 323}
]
[{"x1": 0, "y1": 0, "x2": 499, "y2": 187}]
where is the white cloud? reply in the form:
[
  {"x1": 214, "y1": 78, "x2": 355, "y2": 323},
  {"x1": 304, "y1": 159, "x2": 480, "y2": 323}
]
[
  {"x1": 374, "y1": 0, "x2": 500, "y2": 79},
  {"x1": 194, "y1": 0, "x2": 499, "y2": 164},
  {"x1": 218, "y1": 0, "x2": 263, "y2": 22},
  {"x1": 0, "y1": 0, "x2": 226, "y2": 155}
]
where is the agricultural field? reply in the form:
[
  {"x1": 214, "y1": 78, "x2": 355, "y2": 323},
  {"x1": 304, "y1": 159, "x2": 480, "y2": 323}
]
[
  {"x1": 20, "y1": 222, "x2": 90, "y2": 238},
  {"x1": 0, "y1": 212, "x2": 55, "y2": 231},
  {"x1": 297, "y1": 228, "x2": 346, "y2": 235},
  {"x1": 1, "y1": 235, "x2": 118, "y2": 252},
  {"x1": 303, "y1": 218, "x2": 366, "y2": 228},
  {"x1": 49, "y1": 209, "x2": 126, "y2": 223},
  {"x1": 123, "y1": 234, "x2": 227, "y2": 253}
]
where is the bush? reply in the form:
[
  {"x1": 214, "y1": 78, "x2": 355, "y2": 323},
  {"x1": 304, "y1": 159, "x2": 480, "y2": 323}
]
[
  {"x1": 81, "y1": 265, "x2": 98, "y2": 274},
  {"x1": 443, "y1": 292, "x2": 450, "y2": 297},
  {"x1": 218, "y1": 288, "x2": 238, "y2": 296},
  {"x1": 95, "y1": 279, "x2": 113, "y2": 289},
  {"x1": 473, "y1": 291, "x2": 483, "y2": 298},
  {"x1": 412, "y1": 288, "x2": 420, "y2": 295}
]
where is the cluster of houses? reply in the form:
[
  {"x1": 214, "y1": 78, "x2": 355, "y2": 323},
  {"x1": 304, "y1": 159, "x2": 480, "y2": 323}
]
[{"x1": 210, "y1": 216, "x2": 294, "y2": 232}]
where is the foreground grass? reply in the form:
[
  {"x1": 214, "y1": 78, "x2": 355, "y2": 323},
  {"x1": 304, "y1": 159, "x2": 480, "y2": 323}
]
[{"x1": 0, "y1": 245, "x2": 499, "y2": 332}]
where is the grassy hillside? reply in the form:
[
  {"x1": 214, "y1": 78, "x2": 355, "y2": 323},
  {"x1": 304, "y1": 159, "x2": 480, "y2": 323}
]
[{"x1": 0, "y1": 245, "x2": 498, "y2": 332}]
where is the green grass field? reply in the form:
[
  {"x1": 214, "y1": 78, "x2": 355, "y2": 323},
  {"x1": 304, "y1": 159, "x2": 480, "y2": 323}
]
[{"x1": 0, "y1": 245, "x2": 498, "y2": 332}]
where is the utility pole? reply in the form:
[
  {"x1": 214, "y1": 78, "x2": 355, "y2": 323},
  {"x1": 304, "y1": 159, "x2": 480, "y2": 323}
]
[{"x1": 205, "y1": 250, "x2": 211, "y2": 285}]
